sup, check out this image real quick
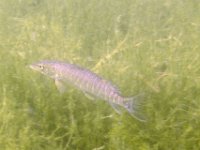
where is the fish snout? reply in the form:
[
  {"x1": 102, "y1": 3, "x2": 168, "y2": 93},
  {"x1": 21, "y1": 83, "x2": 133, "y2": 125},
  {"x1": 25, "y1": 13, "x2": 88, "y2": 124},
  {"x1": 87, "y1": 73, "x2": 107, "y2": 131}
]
[
  {"x1": 28, "y1": 64, "x2": 40, "y2": 71},
  {"x1": 29, "y1": 64, "x2": 35, "y2": 70}
]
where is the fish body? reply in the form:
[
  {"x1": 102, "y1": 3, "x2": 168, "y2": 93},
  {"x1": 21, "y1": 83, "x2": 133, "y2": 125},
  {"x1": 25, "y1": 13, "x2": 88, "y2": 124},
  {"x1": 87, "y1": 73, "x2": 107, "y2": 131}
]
[{"x1": 29, "y1": 60, "x2": 145, "y2": 121}]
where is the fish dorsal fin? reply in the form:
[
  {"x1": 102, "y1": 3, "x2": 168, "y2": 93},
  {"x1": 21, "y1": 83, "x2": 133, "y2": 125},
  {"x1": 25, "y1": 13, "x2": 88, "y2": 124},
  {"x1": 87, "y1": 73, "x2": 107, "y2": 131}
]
[
  {"x1": 109, "y1": 102, "x2": 122, "y2": 114},
  {"x1": 55, "y1": 79, "x2": 66, "y2": 93}
]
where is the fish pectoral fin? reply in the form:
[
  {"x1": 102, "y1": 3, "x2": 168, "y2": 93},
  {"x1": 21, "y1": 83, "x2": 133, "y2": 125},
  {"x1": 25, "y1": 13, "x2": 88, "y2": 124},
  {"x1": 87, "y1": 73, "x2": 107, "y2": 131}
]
[
  {"x1": 109, "y1": 102, "x2": 122, "y2": 114},
  {"x1": 84, "y1": 92, "x2": 95, "y2": 100},
  {"x1": 55, "y1": 79, "x2": 66, "y2": 93}
]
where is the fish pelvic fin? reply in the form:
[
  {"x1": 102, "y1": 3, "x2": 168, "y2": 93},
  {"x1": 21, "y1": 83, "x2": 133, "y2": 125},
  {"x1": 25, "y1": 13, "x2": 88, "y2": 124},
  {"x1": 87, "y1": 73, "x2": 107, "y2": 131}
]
[
  {"x1": 123, "y1": 93, "x2": 146, "y2": 122},
  {"x1": 55, "y1": 79, "x2": 67, "y2": 93},
  {"x1": 84, "y1": 92, "x2": 95, "y2": 100}
]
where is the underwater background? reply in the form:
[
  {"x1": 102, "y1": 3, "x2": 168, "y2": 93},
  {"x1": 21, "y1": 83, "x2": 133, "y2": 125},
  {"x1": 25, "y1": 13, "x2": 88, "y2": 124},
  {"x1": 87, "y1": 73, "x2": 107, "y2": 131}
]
[{"x1": 1, "y1": 0, "x2": 200, "y2": 149}]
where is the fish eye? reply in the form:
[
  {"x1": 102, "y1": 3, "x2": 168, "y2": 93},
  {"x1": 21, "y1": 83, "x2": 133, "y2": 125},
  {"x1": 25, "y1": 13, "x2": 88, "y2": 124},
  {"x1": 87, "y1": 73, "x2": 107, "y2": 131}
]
[{"x1": 39, "y1": 65, "x2": 44, "y2": 70}]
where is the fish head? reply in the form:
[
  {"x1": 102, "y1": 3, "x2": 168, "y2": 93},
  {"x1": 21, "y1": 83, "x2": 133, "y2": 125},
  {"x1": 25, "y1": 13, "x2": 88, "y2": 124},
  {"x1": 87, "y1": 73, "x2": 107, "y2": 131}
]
[{"x1": 29, "y1": 61, "x2": 58, "y2": 78}]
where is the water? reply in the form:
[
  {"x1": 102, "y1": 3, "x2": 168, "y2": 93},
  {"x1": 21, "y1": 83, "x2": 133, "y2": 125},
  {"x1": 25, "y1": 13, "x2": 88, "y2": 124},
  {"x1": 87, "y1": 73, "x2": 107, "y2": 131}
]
[{"x1": 0, "y1": 0, "x2": 200, "y2": 149}]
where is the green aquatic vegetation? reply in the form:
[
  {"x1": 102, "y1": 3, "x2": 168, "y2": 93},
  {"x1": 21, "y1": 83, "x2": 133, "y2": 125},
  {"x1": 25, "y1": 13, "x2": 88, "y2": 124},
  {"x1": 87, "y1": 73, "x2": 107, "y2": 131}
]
[{"x1": 1, "y1": 0, "x2": 200, "y2": 149}]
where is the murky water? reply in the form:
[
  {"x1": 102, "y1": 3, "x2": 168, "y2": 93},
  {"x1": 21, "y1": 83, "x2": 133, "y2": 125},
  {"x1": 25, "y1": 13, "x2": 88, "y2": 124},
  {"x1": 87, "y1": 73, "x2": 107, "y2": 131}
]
[{"x1": 0, "y1": 0, "x2": 200, "y2": 149}]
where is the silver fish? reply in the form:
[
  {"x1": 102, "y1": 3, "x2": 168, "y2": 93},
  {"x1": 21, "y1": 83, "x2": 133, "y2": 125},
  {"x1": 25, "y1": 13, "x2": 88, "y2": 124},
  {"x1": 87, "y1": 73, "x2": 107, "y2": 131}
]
[{"x1": 29, "y1": 60, "x2": 145, "y2": 121}]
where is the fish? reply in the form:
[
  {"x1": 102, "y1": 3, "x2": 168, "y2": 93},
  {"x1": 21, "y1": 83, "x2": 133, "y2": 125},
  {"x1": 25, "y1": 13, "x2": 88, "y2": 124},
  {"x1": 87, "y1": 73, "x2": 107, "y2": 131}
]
[{"x1": 29, "y1": 60, "x2": 145, "y2": 121}]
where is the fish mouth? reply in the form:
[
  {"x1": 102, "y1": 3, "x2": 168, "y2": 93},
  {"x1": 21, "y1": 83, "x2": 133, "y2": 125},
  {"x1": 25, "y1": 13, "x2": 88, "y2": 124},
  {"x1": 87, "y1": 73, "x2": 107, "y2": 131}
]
[
  {"x1": 29, "y1": 64, "x2": 33, "y2": 69},
  {"x1": 29, "y1": 64, "x2": 35, "y2": 70},
  {"x1": 29, "y1": 64, "x2": 39, "y2": 71}
]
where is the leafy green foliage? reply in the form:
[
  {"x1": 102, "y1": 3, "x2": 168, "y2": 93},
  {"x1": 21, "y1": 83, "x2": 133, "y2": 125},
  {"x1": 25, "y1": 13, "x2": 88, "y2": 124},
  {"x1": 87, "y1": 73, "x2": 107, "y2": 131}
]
[{"x1": 1, "y1": 0, "x2": 200, "y2": 149}]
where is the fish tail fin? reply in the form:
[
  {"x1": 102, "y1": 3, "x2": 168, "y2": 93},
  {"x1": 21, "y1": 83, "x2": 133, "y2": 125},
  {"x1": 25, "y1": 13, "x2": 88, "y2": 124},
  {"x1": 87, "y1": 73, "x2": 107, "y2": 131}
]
[{"x1": 123, "y1": 93, "x2": 146, "y2": 122}]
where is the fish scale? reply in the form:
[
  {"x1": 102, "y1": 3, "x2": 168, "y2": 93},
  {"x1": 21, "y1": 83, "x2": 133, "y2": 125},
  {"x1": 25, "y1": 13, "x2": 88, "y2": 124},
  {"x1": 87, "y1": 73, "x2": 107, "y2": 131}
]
[{"x1": 29, "y1": 60, "x2": 145, "y2": 121}]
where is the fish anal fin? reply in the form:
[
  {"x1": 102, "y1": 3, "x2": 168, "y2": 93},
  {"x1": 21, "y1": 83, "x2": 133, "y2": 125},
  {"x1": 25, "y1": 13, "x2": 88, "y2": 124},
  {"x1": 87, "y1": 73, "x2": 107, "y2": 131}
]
[
  {"x1": 55, "y1": 79, "x2": 66, "y2": 93},
  {"x1": 109, "y1": 102, "x2": 122, "y2": 114}
]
